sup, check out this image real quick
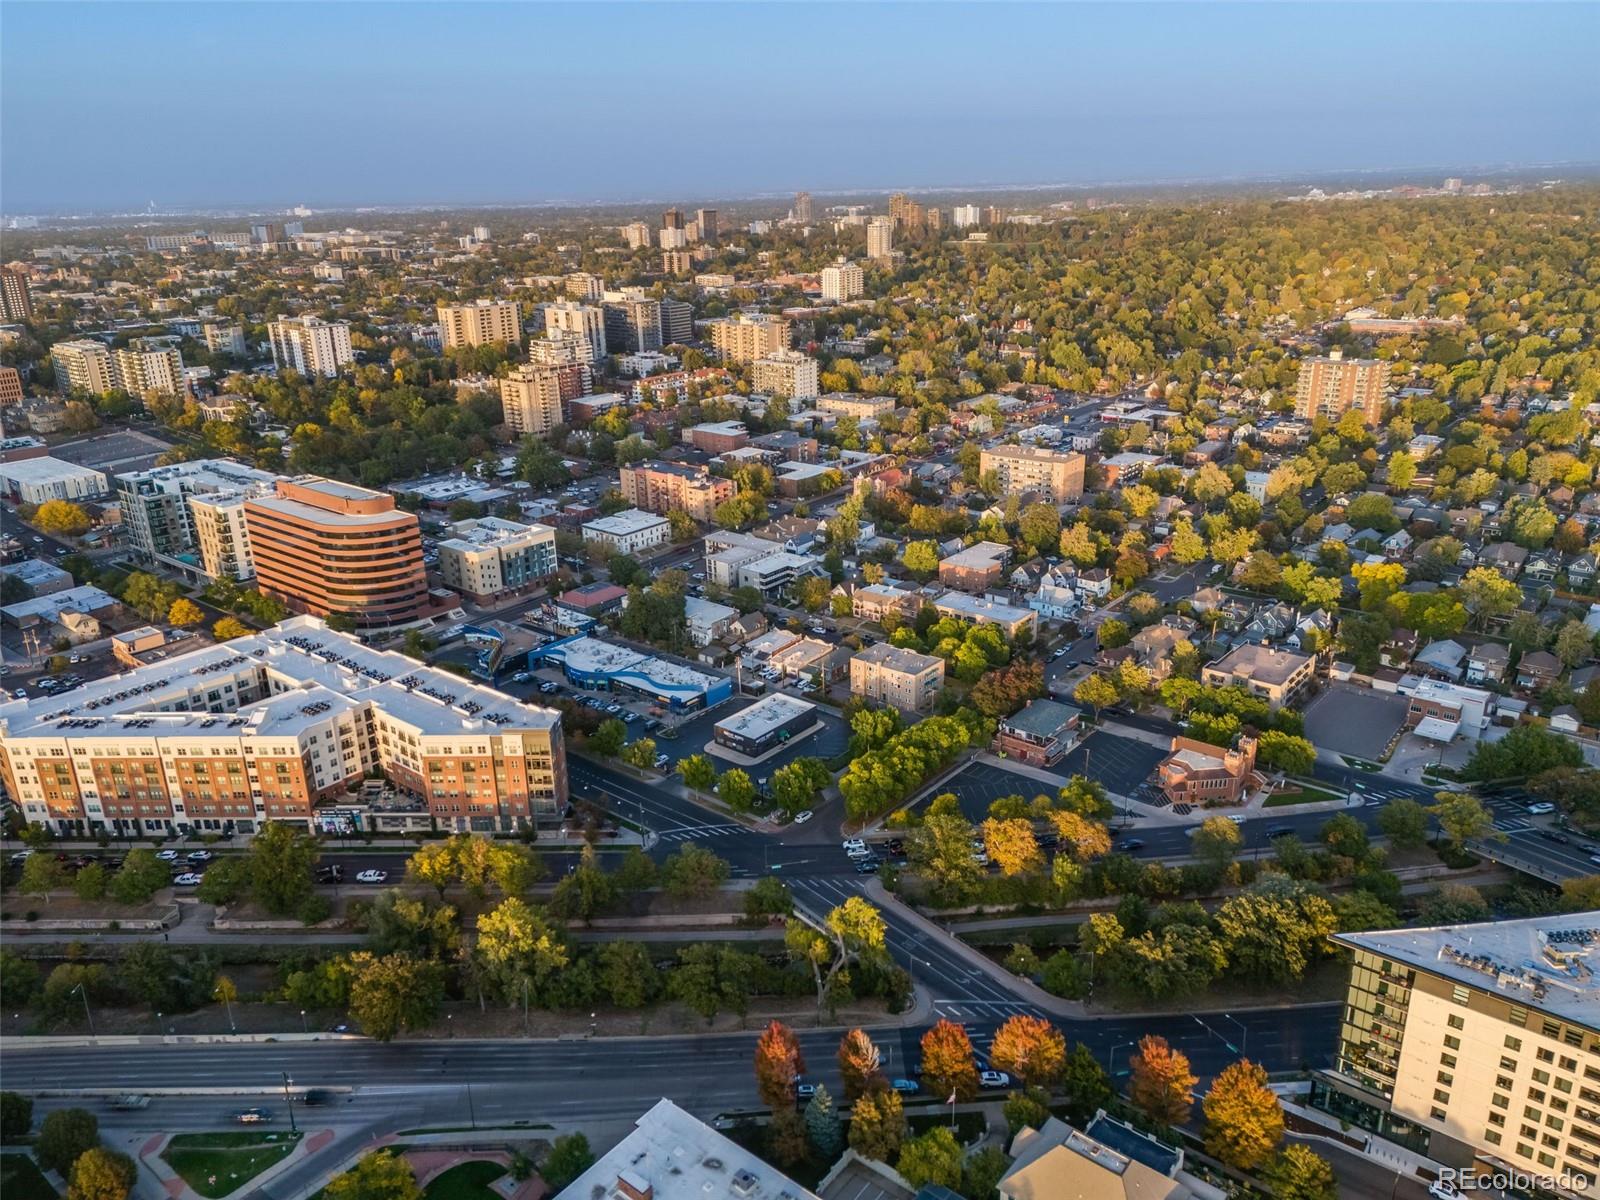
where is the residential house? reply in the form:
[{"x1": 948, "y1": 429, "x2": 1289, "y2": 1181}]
[
  {"x1": 1481, "y1": 542, "x2": 1529, "y2": 579},
  {"x1": 1381, "y1": 529, "x2": 1413, "y2": 559},
  {"x1": 1570, "y1": 664, "x2": 1599, "y2": 694},
  {"x1": 1380, "y1": 629, "x2": 1420, "y2": 669},
  {"x1": 1129, "y1": 624, "x2": 1186, "y2": 681},
  {"x1": 1286, "y1": 609, "x2": 1333, "y2": 653},
  {"x1": 1076, "y1": 568, "x2": 1112, "y2": 601},
  {"x1": 1413, "y1": 639, "x2": 1467, "y2": 682},
  {"x1": 1524, "y1": 550, "x2": 1561, "y2": 584},
  {"x1": 1029, "y1": 566, "x2": 1081, "y2": 621},
  {"x1": 1240, "y1": 601, "x2": 1296, "y2": 645},
  {"x1": 1568, "y1": 552, "x2": 1598, "y2": 589},
  {"x1": 1189, "y1": 586, "x2": 1225, "y2": 614},
  {"x1": 992, "y1": 699, "x2": 1081, "y2": 767},
  {"x1": 1464, "y1": 642, "x2": 1510, "y2": 686},
  {"x1": 999, "y1": 1115, "x2": 1193, "y2": 1200},
  {"x1": 1516, "y1": 649, "x2": 1561, "y2": 691}
]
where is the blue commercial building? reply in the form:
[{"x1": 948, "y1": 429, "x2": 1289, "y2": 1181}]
[{"x1": 534, "y1": 635, "x2": 734, "y2": 713}]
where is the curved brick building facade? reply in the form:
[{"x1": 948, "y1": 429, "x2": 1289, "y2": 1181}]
[{"x1": 244, "y1": 477, "x2": 427, "y2": 628}]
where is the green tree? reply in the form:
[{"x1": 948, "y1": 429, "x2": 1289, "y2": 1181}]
[
  {"x1": 620, "y1": 737, "x2": 658, "y2": 771},
  {"x1": 19, "y1": 853, "x2": 68, "y2": 900},
  {"x1": 108, "y1": 849, "x2": 171, "y2": 904},
  {"x1": 1073, "y1": 672, "x2": 1119, "y2": 718},
  {"x1": 346, "y1": 952, "x2": 444, "y2": 1042},
  {"x1": 896, "y1": 1127, "x2": 963, "y2": 1190},
  {"x1": 901, "y1": 540, "x2": 940, "y2": 578},
  {"x1": 1263, "y1": 1145, "x2": 1339, "y2": 1200},
  {"x1": 677, "y1": 753, "x2": 717, "y2": 792},
  {"x1": 804, "y1": 1085, "x2": 843, "y2": 1158},
  {"x1": 36, "y1": 1107, "x2": 100, "y2": 1176},
  {"x1": 587, "y1": 718, "x2": 626, "y2": 757},
  {"x1": 540, "y1": 1135, "x2": 594, "y2": 1193},
  {"x1": 1059, "y1": 1043, "x2": 1114, "y2": 1125},
  {"x1": 1429, "y1": 791, "x2": 1500, "y2": 847},
  {"x1": 717, "y1": 768, "x2": 757, "y2": 812},
  {"x1": 661, "y1": 844, "x2": 730, "y2": 899},
  {"x1": 246, "y1": 821, "x2": 319, "y2": 915},
  {"x1": 1, "y1": 1091, "x2": 35, "y2": 1140},
  {"x1": 1377, "y1": 798, "x2": 1430, "y2": 850}
]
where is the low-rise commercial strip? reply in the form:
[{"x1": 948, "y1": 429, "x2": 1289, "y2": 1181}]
[{"x1": 0, "y1": 616, "x2": 567, "y2": 838}]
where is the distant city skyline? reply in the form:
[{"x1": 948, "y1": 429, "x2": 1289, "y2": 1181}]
[{"x1": 3, "y1": 2, "x2": 1597, "y2": 212}]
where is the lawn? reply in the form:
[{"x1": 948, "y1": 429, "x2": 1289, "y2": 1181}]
[
  {"x1": 1, "y1": 1155, "x2": 57, "y2": 1200},
  {"x1": 423, "y1": 1161, "x2": 507, "y2": 1200},
  {"x1": 1264, "y1": 788, "x2": 1341, "y2": 807},
  {"x1": 907, "y1": 1110, "x2": 987, "y2": 1142},
  {"x1": 162, "y1": 1131, "x2": 303, "y2": 1198}
]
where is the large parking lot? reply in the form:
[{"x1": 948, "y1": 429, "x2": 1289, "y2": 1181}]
[
  {"x1": 1303, "y1": 683, "x2": 1410, "y2": 761},
  {"x1": 930, "y1": 731, "x2": 1168, "y2": 823}
]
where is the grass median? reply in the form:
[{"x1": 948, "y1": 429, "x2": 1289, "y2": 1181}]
[
  {"x1": 162, "y1": 1131, "x2": 303, "y2": 1198},
  {"x1": 423, "y1": 1161, "x2": 507, "y2": 1200}
]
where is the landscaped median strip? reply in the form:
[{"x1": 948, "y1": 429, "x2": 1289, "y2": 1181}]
[{"x1": 159, "y1": 1131, "x2": 304, "y2": 1199}]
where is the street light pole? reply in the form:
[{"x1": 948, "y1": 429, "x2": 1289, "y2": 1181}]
[
  {"x1": 282, "y1": 1073, "x2": 296, "y2": 1134},
  {"x1": 72, "y1": 983, "x2": 95, "y2": 1037},
  {"x1": 1222, "y1": 1014, "x2": 1248, "y2": 1058},
  {"x1": 1108, "y1": 1040, "x2": 1133, "y2": 1076}
]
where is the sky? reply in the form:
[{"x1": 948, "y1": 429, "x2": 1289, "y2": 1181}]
[{"x1": 3, "y1": 1, "x2": 1598, "y2": 212}]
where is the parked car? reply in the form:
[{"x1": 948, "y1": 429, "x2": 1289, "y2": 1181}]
[
  {"x1": 978, "y1": 1070, "x2": 1012, "y2": 1089},
  {"x1": 511, "y1": 672, "x2": 532, "y2": 684},
  {"x1": 654, "y1": 754, "x2": 671, "y2": 770},
  {"x1": 155, "y1": 849, "x2": 180, "y2": 861},
  {"x1": 792, "y1": 810, "x2": 813, "y2": 825},
  {"x1": 842, "y1": 838, "x2": 867, "y2": 854},
  {"x1": 794, "y1": 1081, "x2": 817, "y2": 1100},
  {"x1": 186, "y1": 850, "x2": 214, "y2": 863},
  {"x1": 855, "y1": 860, "x2": 879, "y2": 875},
  {"x1": 172, "y1": 873, "x2": 205, "y2": 886},
  {"x1": 355, "y1": 869, "x2": 388, "y2": 884},
  {"x1": 890, "y1": 1079, "x2": 919, "y2": 1095}
]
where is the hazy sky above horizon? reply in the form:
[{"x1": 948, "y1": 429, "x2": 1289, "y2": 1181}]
[{"x1": 4, "y1": 1, "x2": 1597, "y2": 211}]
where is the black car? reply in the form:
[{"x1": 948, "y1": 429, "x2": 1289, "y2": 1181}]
[
  {"x1": 854, "y1": 859, "x2": 880, "y2": 875},
  {"x1": 300, "y1": 1089, "x2": 333, "y2": 1107},
  {"x1": 315, "y1": 864, "x2": 345, "y2": 883},
  {"x1": 1115, "y1": 838, "x2": 1145, "y2": 852},
  {"x1": 1266, "y1": 825, "x2": 1297, "y2": 839},
  {"x1": 1540, "y1": 831, "x2": 1571, "y2": 844}
]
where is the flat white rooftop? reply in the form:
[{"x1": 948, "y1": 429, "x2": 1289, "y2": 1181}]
[
  {"x1": 1335, "y1": 916, "x2": 1600, "y2": 1028},
  {"x1": 715, "y1": 693, "x2": 816, "y2": 741},
  {"x1": 583, "y1": 508, "x2": 670, "y2": 537}
]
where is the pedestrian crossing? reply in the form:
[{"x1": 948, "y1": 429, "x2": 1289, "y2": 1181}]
[
  {"x1": 1495, "y1": 817, "x2": 1531, "y2": 833},
  {"x1": 931, "y1": 999, "x2": 1050, "y2": 1023},
  {"x1": 656, "y1": 823, "x2": 746, "y2": 842}
]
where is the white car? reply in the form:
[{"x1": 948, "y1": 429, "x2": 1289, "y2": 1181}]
[
  {"x1": 186, "y1": 850, "x2": 214, "y2": 863},
  {"x1": 172, "y1": 872, "x2": 204, "y2": 886},
  {"x1": 1428, "y1": 1182, "x2": 1459, "y2": 1200},
  {"x1": 842, "y1": 838, "x2": 867, "y2": 854},
  {"x1": 978, "y1": 1070, "x2": 1012, "y2": 1089},
  {"x1": 1526, "y1": 802, "x2": 1556, "y2": 815},
  {"x1": 355, "y1": 869, "x2": 388, "y2": 884},
  {"x1": 793, "y1": 810, "x2": 813, "y2": 824},
  {"x1": 155, "y1": 849, "x2": 180, "y2": 861}
]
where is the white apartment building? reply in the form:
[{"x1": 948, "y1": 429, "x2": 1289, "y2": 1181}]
[
  {"x1": 0, "y1": 457, "x2": 109, "y2": 505},
  {"x1": 818, "y1": 392, "x2": 896, "y2": 421},
  {"x1": 51, "y1": 340, "x2": 117, "y2": 395},
  {"x1": 953, "y1": 204, "x2": 983, "y2": 228},
  {"x1": 113, "y1": 341, "x2": 185, "y2": 397},
  {"x1": 866, "y1": 217, "x2": 894, "y2": 260},
  {"x1": 620, "y1": 222, "x2": 652, "y2": 250},
  {"x1": 203, "y1": 323, "x2": 247, "y2": 356},
  {"x1": 500, "y1": 362, "x2": 582, "y2": 438},
  {"x1": 707, "y1": 313, "x2": 790, "y2": 364},
  {"x1": 752, "y1": 349, "x2": 820, "y2": 400},
  {"x1": 542, "y1": 302, "x2": 607, "y2": 363},
  {"x1": 820, "y1": 259, "x2": 865, "y2": 302},
  {"x1": 582, "y1": 508, "x2": 671, "y2": 554},
  {"x1": 436, "y1": 299, "x2": 522, "y2": 349},
  {"x1": 267, "y1": 316, "x2": 354, "y2": 378},
  {"x1": 530, "y1": 329, "x2": 596, "y2": 368},
  {"x1": 1322, "y1": 917, "x2": 1600, "y2": 1197}
]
